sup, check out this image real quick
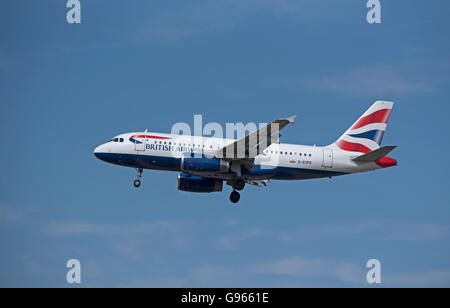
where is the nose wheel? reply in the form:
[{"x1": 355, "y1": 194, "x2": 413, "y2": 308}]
[
  {"x1": 230, "y1": 190, "x2": 240, "y2": 203},
  {"x1": 133, "y1": 168, "x2": 143, "y2": 188}
]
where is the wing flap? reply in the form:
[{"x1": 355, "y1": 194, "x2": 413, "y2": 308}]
[{"x1": 215, "y1": 115, "x2": 297, "y2": 160}]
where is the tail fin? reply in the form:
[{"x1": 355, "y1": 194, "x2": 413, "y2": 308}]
[{"x1": 332, "y1": 101, "x2": 394, "y2": 154}]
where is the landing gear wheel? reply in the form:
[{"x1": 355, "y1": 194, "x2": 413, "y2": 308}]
[
  {"x1": 230, "y1": 190, "x2": 240, "y2": 203},
  {"x1": 232, "y1": 178, "x2": 245, "y2": 191},
  {"x1": 133, "y1": 179, "x2": 141, "y2": 188},
  {"x1": 133, "y1": 168, "x2": 143, "y2": 188}
]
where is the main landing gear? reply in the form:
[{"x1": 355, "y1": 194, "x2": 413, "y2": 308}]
[
  {"x1": 228, "y1": 178, "x2": 245, "y2": 204},
  {"x1": 133, "y1": 168, "x2": 143, "y2": 188},
  {"x1": 232, "y1": 178, "x2": 245, "y2": 191},
  {"x1": 229, "y1": 190, "x2": 240, "y2": 204}
]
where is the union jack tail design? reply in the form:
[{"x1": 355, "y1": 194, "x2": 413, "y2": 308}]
[{"x1": 332, "y1": 101, "x2": 394, "y2": 154}]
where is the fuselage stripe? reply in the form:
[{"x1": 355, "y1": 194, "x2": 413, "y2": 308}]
[{"x1": 335, "y1": 139, "x2": 372, "y2": 153}]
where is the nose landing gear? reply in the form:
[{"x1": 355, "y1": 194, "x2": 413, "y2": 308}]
[
  {"x1": 133, "y1": 168, "x2": 143, "y2": 188},
  {"x1": 133, "y1": 179, "x2": 141, "y2": 187}
]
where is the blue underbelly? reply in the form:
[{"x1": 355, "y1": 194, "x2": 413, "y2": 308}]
[{"x1": 95, "y1": 153, "x2": 347, "y2": 179}]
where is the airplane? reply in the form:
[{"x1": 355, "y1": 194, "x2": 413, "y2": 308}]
[{"x1": 94, "y1": 101, "x2": 397, "y2": 203}]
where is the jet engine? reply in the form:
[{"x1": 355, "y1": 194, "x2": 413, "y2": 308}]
[
  {"x1": 177, "y1": 173, "x2": 223, "y2": 193},
  {"x1": 181, "y1": 153, "x2": 229, "y2": 172}
]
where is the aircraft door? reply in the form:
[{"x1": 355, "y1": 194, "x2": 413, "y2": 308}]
[
  {"x1": 134, "y1": 135, "x2": 146, "y2": 151},
  {"x1": 322, "y1": 148, "x2": 333, "y2": 168}
]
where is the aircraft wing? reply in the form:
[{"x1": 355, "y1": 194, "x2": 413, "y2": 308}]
[{"x1": 214, "y1": 115, "x2": 297, "y2": 160}]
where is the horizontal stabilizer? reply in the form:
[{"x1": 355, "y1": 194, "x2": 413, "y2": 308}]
[{"x1": 352, "y1": 145, "x2": 397, "y2": 162}]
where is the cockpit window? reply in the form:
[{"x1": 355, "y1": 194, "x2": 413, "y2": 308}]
[
  {"x1": 112, "y1": 138, "x2": 119, "y2": 142},
  {"x1": 119, "y1": 138, "x2": 124, "y2": 142}
]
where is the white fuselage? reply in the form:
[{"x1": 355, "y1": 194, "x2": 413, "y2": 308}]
[{"x1": 94, "y1": 132, "x2": 383, "y2": 181}]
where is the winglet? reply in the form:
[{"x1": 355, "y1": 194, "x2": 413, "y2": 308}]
[{"x1": 286, "y1": 115, "x2": 297, "y2": 124}]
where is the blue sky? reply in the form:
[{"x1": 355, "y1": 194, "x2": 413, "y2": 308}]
[{"x1": 1, "y1": 0, "x2": 449, "y2": 287}]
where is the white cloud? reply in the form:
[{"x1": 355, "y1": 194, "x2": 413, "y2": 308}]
[
  {"x1": 334, "y1": 263, "x2": 364, "y2": 284},
  {"x1": 45, "y1": 219, "x2": 195, "y2": 258},
  {"x1": 255, "y1": 256, "x2": 330, "y2": 276},
  {"x1": 216, "y1": 227, "x2": 268, "y2": 249},
  {"x1": 142, "y1": 0, "x2": 311, "y2": 42},
  {"x1": 253, "y1": 256, "x2": 364, "y2": 284},
  {"x1": 47, "y1": 222, "x2": 106, "y2": 236},
  {"x1": 386, "y1": 270, "x2": 450, "y2": 287},
  {"x1": 385, "y1": 224, "x2": 450, "y2": 241},
  {"x1": 184, "y1": 256, "x2": 365, "y2": 286},
  {"x1": 0, "y1": 205, "x2": 36, "y2": 222},
  {"x1": 183, "y1": 256, "x2": 450, "y2": 287},
  {"x1": 279, "y1": 222, "x2": 378, "y2": 242},
  {"x1": 255, "y1": 256, "x2": 450, "y2": 286},
  {"x1": 279, "y1": 222, "x2": 450, "y2": 243},
  {"x1": 303, "y1": 65, "x2": 434, "y2": 96},
  {"x1": 190, "y1": 264, "x2": 236, "y2": 285}
]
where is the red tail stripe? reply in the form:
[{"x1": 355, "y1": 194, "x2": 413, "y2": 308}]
[
  {"x1": 351, "y1": 109, "x2": 392, "y2": 130},
  {"x1": 336, "y1": 140, "x2": 371, "y2": 153}
]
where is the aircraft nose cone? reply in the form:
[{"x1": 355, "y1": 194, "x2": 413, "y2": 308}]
[
  {"x1": 93, "y1": 145, "x2": 101, "y2": 157},
  {"x1": 93, "y1": 144, "x2": 108, "y2": 159}
]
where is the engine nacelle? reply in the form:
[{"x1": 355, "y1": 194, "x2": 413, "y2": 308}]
[
  {"x1": 181, "y1": 153, "x2": 229, "y2": 172},
  {"x1": 177, "y1": 173, "x2": 223, "y2": 193}
]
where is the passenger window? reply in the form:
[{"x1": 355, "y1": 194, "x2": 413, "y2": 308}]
[
  {"x1": 290, "y1": 152, "x2": 292, "y2": 155},
  {"x1": 309, "y1": 154, "x2": 311, "y2": 157}
]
